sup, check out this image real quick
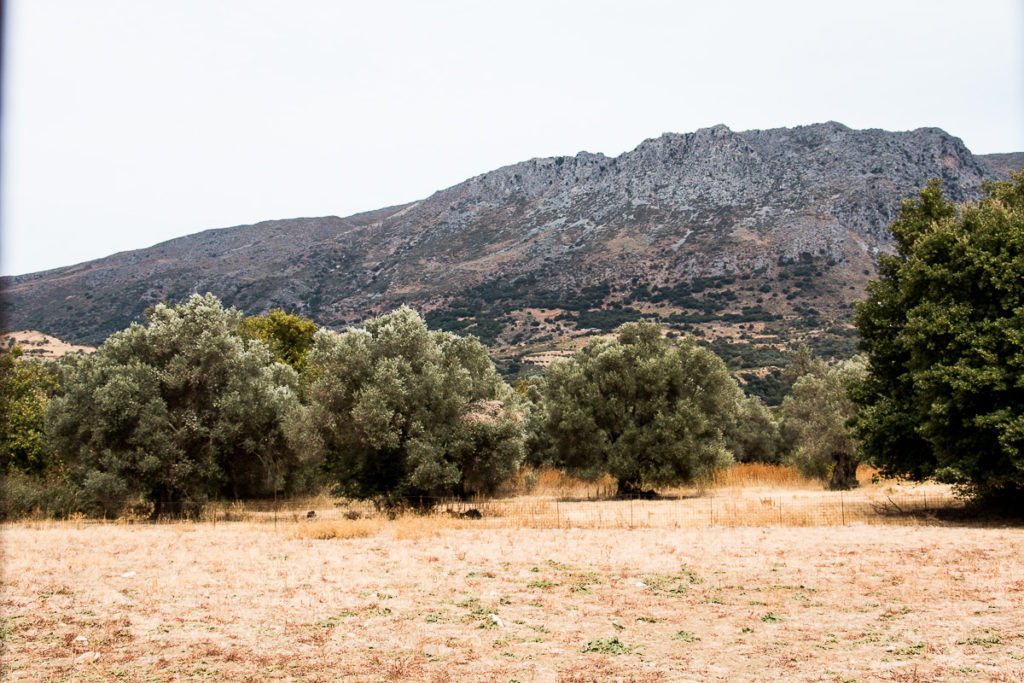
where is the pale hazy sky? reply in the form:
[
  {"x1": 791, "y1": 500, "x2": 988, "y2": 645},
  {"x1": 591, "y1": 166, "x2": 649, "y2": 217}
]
[{"x1": 3, "y1": 0, "x2": 1022, "y2": 276}]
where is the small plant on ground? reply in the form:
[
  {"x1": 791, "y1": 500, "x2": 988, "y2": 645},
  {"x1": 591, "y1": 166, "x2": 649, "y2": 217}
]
[
  {"x1": 313, "y1": 612, "x2": 356, "y2": 629},
  {"x1": 959, "y1": 635, "x2": 1002, "y2": 647},
  {"x1": 679, "y1": 564, "x2": 704, "y2": 584},
  {"x1": 640, "y1": 573, "x2": 690, "y2": 595},
  {"x1": 890, "y1": 642, "x2": 928, "y2": 656},
  {"x1": 581, "y1": 637, "x2": 632, "y2": 655}
]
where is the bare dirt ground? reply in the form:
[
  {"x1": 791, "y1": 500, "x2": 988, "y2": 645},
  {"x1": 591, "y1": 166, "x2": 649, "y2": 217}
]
[{"x1": 3, "y1": 514, "x2": 1023, "y2": 682}]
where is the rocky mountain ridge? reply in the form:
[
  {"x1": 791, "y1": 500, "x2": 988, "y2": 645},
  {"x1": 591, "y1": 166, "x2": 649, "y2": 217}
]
[{"x1": 2, "y1": 123, "x2": 1017, "y2": 369}]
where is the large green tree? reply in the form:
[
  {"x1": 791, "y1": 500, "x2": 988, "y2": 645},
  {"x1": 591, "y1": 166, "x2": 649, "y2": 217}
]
[
  {"x1": 533, "y1": 321, "x2": 744, "y2": 495},
  {"x1": 0, "y1": 346, "x2": 58, "y2": 474},
  {"x1": 854, "y1": 173, "x2": 1024, "y2": 505},
  {"x1": 47, "y1": 294, "x2": 311, "y2": 516},
  {"x1": 302, "y1": 307, "x2": 526, "y2": 502}
]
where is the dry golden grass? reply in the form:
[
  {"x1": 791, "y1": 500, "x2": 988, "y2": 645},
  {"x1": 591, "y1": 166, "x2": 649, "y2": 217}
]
[
  {"x1": 11, "y1": 464, "x2": 959, "y2": 533},
  {"x1": 710, "y1": 462, "x2": 834, "y2": 488},
  {"x1": 3, "y1": 518, "x2": 1023, "y2": 681},
  {"x1": 293, "y1": 517, "x2": 383, "y2": 540},
  {"x1": 2, "y1": 471, "x2": 1011, "y2": 681},
  {"x1": 168, "y1": 465, "x2": 963, "y2": 533},
  {"x1": 500, "y1": 466, "x2": 618, "y2": 499},
  {"x1": 505, "y1": 463, "x2": 881, "y2": 501}
]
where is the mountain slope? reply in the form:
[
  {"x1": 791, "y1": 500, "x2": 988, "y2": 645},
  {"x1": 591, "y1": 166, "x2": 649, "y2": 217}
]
[
  {"x1": 2, "y1": 123, "x2": 1012, "y2": 357},
  {"x1": 980, "y1": 152, "x2": 1024, "y2": 178}
]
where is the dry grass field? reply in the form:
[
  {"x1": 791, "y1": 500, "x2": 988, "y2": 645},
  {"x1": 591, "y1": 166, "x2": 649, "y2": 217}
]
[{"x1": 3, "y1": 469, "x2": 1023, "y2": 682}]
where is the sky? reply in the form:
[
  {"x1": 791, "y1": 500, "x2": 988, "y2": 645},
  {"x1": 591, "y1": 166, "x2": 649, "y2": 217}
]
[{"x1": 2, "y1": 0, "x2": 1022, "y2": 276}]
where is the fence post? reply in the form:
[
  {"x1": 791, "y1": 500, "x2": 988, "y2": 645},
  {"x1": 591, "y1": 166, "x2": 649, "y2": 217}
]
[{"x1": 841, "y1": 492, "x2": 845, "y2": 526}]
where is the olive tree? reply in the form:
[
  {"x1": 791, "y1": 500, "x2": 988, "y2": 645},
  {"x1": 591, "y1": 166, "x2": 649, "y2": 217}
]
[
  {"x1": 728, "y1": 395, "x2": 786, "y2": 464},
  {"x1": 46, "y1": 294, "x2": 311, "y2": 516},
  {"x1": 781, "y1": 356, "x2": 866, "y2": 489},
  {"x1": 302, "y1": 307, "x2": 526, "y2": 502},
  {"x1": 533, "y1": 321, "x2": 743, "y2": 495}
]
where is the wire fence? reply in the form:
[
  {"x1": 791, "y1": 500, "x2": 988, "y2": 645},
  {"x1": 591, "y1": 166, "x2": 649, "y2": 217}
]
[
  {"x1": 181, "y1": 489, "x2": 963, "y2": 529},
  {"x1": 9, "y1": 488, "x2": 964, "y2": 529}
]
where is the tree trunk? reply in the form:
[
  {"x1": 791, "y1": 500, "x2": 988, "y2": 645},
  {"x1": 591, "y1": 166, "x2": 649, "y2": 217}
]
[
  {"x1": 616, "y1": 479, "x2": 658, "y2": 499},
  {"x1": 827, "y1": 451, "x2": 859, "y2": 490}
]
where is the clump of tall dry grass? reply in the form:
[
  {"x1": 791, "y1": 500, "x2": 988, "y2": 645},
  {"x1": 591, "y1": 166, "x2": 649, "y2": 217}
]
[
  {"x1": 292, "y1": 517, "x2": 382, "y2": 540},
  {"x1": 708, "y1": 463, "x2": 882, "y2": 490},
  {"x1": 500, "y1": 467, "x2": 617, "y2": 499},
  {"x1": 710, "y1": 462, "x2": 814, "y2": 488}
]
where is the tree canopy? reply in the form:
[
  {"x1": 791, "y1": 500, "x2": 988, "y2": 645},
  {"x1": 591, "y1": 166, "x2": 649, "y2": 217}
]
[
  {"x1": 533, "y1": 321, "x2": 745, "y2": 494},
  {"x1": 0, "y1": 346, "x2": 58, "y2": 475},
  {"x1": 728, "y1": 394, "x2": 785, "y2": 465},
  {"x1": 46, "y1": 294, "x2": 311, "y2": 516},
  {"x1": 302, "y1": 307, "x2": 526, "y2": 502},
  {"x1": 781, "y1": 356, "x2": 866, "y2": 489},
  {"x1": 854, "y1": 173, "x2": 1024, "y2": 505},
  {"x1": 238, "y1": 308, "x2": 317, "y2": 372}
]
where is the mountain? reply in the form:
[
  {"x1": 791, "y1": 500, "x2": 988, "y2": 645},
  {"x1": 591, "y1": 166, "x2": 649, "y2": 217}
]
[{"x1": 2, "y1": 123, "x2": 1016, "y2": 379}]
